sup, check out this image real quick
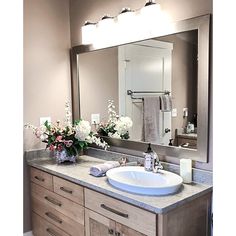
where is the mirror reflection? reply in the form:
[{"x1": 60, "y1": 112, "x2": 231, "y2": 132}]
[{"x1": 78, "y1": 30, "x2": 198, "y2": 150}]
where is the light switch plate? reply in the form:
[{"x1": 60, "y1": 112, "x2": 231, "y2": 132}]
[
  {"x1": 91, "y1": 114, "x2": 100, "y2": 125},
  {"x1": 40, "y1": 117, "x2": 51, "y2": 125}
]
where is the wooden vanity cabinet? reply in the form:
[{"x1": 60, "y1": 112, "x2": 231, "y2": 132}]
[
  {"x1": 30, "y1": 167, "x2": 212, "y2": 236},
  {"x1": 30, "y1": 167, "x2": 85, "y2": 236},
  {"x1": 85, "y1": 188, "x2": 156, "y2": 236},
  {"x1": 85, "y1": 209, "x2": 146, "y2": 236},
  {"x1": 176, "y1": 135, "x2": 197, "y2": 149}
]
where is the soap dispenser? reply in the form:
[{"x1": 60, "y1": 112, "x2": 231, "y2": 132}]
[{"x1": 144, "y1": 143, "x2": 157, "y2": 171}]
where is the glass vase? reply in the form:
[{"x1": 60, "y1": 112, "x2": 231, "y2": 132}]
[{"x1": 54, "y1": 149, "x2": 77, "y2": 164}]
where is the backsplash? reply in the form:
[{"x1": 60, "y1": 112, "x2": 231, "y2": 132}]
[{"x1": 25, "y1": 147, "x2": 212, "y2": 185}]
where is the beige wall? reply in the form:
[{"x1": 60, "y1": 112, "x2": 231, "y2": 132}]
[
  {"x1": 79, "y1": 48, "x2": 118, "y2": 125},
  {"x1": 69, "y1": 0, "x2": 213, "y2": 171},
  {"x1": 23, "y1": 0, "x2": 71, "y2": 232},
  {"x1": 24, "y1": 0, "x2": 71, "y2": 151}
]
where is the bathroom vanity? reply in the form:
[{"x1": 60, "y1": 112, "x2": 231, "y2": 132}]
[
  {"x1": 176, "y1": 133, "x2": 197, "y2": 149},
  {"x1": 28, "y1": 155, "x2": 212, "y2": 236}
]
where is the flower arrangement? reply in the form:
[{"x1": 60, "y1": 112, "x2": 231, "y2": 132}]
[
  {"x1": 25, "y1": 102, "x2": 108, "y2": 163},
  {"x1": 97, "y1": 100, "x2": 133, "y2": 139}
]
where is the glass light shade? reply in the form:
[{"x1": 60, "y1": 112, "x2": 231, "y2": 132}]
[
  {"x1": 117, "y1": 8, "x2": 137, "y2": 43},
  {"x1": 140, "y1": 1, "x2": 162, "y2": 38},
  {"x1": 81, "y1": 22, "x2": 96, "y2": 45},
  {"x1": 140, "y1": 1, "x2": 161, "y2": 19},
  {"x1": 96, "y1": 16, "x2": 115, "y2": 47}
]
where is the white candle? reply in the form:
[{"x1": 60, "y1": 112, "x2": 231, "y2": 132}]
[{"x1": 180, "y1": 159, "x2": 192, "y2": 183}]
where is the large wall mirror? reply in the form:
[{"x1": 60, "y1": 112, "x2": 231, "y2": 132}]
[{"x1": 71, "y1": 14, "x2": 210, "y2": 162}]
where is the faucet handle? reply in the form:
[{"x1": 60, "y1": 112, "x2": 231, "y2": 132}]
[
  {"x1": 119, "y1": 157, "x2": 127, "y2": 166},
  {"x1": 153, "y1": 159, "x2": 163, "y2": 173}
]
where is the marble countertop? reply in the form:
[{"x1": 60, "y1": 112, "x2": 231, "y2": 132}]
[{"x1": 27, "y1": 155, "x2": 212, "y2": 214}]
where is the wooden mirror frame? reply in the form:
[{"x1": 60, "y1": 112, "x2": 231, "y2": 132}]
[{"x1": 70, "y1": 14, "x2": 211, "y2": 162}]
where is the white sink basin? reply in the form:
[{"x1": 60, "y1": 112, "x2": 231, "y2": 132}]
[{"x1": 106, "y1": 166, "x2": 183, "y2": 196}]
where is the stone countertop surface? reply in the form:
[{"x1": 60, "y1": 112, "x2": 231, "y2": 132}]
[{"x1": 27, "y1": 155, "x2": 212, "y2": 214}]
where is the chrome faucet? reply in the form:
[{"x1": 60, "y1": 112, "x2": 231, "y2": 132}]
[{"x1": 152, "y1": 155, "x2": 163, "y2": 173}]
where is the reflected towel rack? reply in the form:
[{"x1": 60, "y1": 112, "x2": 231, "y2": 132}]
[{"x1": 127, "y1": 89, "x2": 170, "y2": 101}]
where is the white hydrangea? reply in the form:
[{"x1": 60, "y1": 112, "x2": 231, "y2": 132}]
[
  {"x1": 64, "y1": 101, "x2": 72, "y2": 127},
  {"x1": 75, "y1": 120, "x2": 91, "y2": 141},
  {"x1": 115, "y1": 117, "x2": 133, "y2": 135},
  {"x1": 108, "y1": 132, "x2": 121, "y2": 139},
  {"x1": 86, "y1": 135, "x2": 109, "y2": 150}
]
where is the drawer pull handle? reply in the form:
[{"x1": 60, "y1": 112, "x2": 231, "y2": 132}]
[
  {"x1": 100, "y1": 204, "x2": 128, "y2": 218},
  {"x1": 46, "y1": 228, "x2": 61, "y2": 236},
  {"x1": 60, "y1": 186, "x2": 73, "y2": 194},
  {"x1": 45, "y1": 196, "x2": 62, "y2": 207},
  {"x1": 34, "y1": 176, "x2": 45, "y2": 182},
  {"x1": 115, "y1": 232, "x2": 121, "y2": 236},
  {"x1": 45, "y1": 212, "x2": 62, "y2": 224},
  {"x1": 108, "y1": 229, "x2": 114, "y2": 235}
]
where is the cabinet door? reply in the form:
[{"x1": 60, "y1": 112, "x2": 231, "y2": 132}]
[
  {"x1": 116, "y1": 222, "x2": 147, "y2": 236},
  {"x1": 85, "y1": 209, "x2": 115, "y2": 236}
]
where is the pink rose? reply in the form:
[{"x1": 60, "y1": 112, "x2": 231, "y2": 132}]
[
  {"x1": 64, "y1": 140, "x2": 73, "y2": 147},
  {"x1": 35, "y1": 128, "x2": 41, "y2": 138},
  {"x1": 56, "y1": 136, "x2": 63, "y2": 141},
  {"x1": 49, "y1": 144, "x2": 55, "y2": 151},
  {"x1": 57, "y1": 144, "x2": 63, "y2": 152}
]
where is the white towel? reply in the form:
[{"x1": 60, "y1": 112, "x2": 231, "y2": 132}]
[
  {"x1": 90, "y1": 161, "x2": 120, "y2": 177},
  {"x1": 160, "y1": 95, "x2": 172, "y2": 112}
]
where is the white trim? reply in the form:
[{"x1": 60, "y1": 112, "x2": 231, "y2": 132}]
[
  {"x1": 133, "y1": 39, "x2": 173, "y2": 50},
  {"x1": 23, "y1": 231, "x2": 33, "y2": 236}
]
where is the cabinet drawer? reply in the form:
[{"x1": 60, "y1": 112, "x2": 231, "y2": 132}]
[
  {"x1": 53, "y1": 176, "x2": 84, "y2": 205},
  {"x1": 31, "y1": 167, "x2": 53, "y2": 191},
  {"x1": 32, "y1": 197, "x2": 84, "y2": 236},
  {"x1": 31, "y1": 182, "x2": 84, "y2": 225},
  {"x1": 32, "y1": 212, "x2": 70, "y2": 236},
  {"x1": 85, "y1": 188, "x2": 156, "y2": 236}
]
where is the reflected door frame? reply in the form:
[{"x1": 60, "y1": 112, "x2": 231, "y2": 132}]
[{"x1": 118, "y1": 40, "x2": 173, "y2": 145}]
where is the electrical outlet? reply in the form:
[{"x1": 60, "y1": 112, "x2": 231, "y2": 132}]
[
  {"x1": 183, "y1": 108, "x2": 188, "y2": 117},
  {"x1": 172, "y1": 108, "x2": 177, "y2": 117},
  {"x1": 40, "y1": 117, "x2": 51, "y2": 125},
  {"x1": 91, "y1": 114, "x2": 100, "y2": 125}
]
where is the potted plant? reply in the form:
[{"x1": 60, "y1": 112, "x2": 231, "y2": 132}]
[{"x1": 25, "y1": 102, "x2": 108, "y2": 163}]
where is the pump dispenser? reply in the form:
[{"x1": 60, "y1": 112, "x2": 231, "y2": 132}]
[{"x1": 144, "y1": 143, "x2": 157, "y2": 171}]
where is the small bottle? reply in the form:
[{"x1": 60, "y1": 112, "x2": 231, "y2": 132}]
[
  {"x1": 186, "y1": 122, "x2": 194, "y2": 133},
  {"x1": 144, "y1": 143, "x2": 157, "y2": 171},
  {"x1": 168, "y1": 139, "x2": 173, "y2": 146}
]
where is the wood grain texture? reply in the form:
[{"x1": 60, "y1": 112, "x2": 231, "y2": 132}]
[
  {"x1": 31, "y1": 182, "x2": 84, "y2": 225},
  {"x1": 116, "y1": 222, "x2": 147, "y2": 236},
  {"x1": 32, "y1": 196, "x2": 84, "y2": 236},
  {"x1": 177, "y1": 137, "x2": 197, "y2": 149},
  {"x1": 31, "y1": 167, "x2": 53, "y2": 191},
  {"x1": 85, "y1": 209, "x2": 116, "y2": 236},
  {"x1": 53, "y1": 176, "x2": 84, "y2": 205},
  {"x1": 32, "y1": 212, "x2": 70, "y2": 236},
  {"x1": 158, "y1": 193, "x2": 212, "y2": 236},
  {"x1": 85, "y1": 188, "x2": 156, "y2": 236}
]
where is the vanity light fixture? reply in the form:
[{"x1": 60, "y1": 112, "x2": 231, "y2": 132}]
[
  {"x1": 117, "y1": 8, "x2": 135, "y2": 24},
  {"x1": 96, "y1": 15, "x2": 115, "y2": 46},
  {"x1": 117, "y1": 8, "x2": 136, "y2": 43},
  {"x1": 81, "y1": 1, "x2": 164, "y2": 45},
  {"x1": 140, "y1": 0, "x2": 161, "y2": 18},
  {"x1": 97, "y1": 15, "x2": 115, "y2": 30},
  {"x1": 81, "y1": 21, "x2": 96, "y2": 45}
]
